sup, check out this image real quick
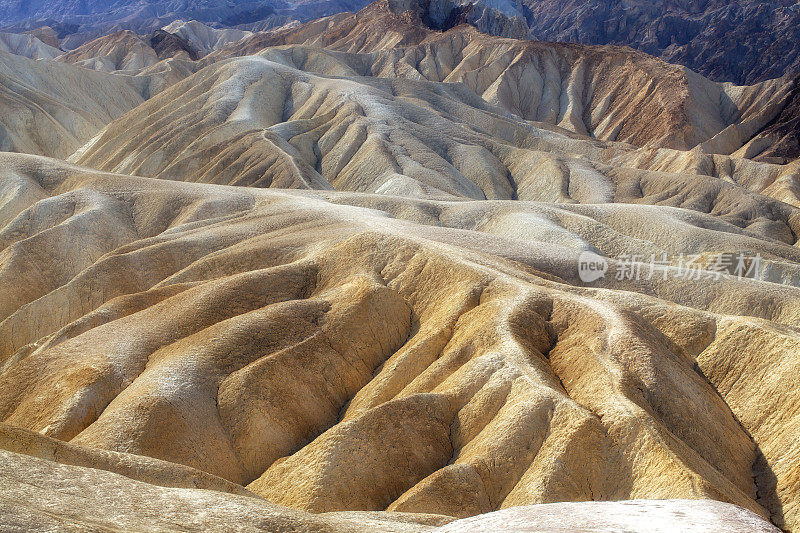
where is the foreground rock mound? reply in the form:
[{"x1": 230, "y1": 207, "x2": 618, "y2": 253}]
[
  {"x1": 1, "y1": 428, "x2": 777, "y2": 531},
  {"x1": 0, "y1": 428, "x2": 450, "y2": 532},
  {"x1": 439, "y1": 500, "x2": 781, "y2": 533}
]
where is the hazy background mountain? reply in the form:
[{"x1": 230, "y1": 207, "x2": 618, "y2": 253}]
[
  {"x1": 520, "y1": 0, "x2": 800, "y2": 84},
  {"x1": 1, "y1": 0, "x2": 798, "y2": 84},
  {"x1": 0, "y1": 0, "x2": 371, "y2": 49}
]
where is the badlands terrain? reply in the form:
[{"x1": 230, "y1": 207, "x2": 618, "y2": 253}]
[{"x1": 0, "y1": 0, "x2": 799, "y2": 531}]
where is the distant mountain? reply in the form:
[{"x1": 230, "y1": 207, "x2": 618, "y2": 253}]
[
  {"x1": 519, "y1": 0, "x2": 800, "y2": 85},
  {"x1": 0, "y1": 1, "x2": 285, "y2": 27},
  {"x1": 2, "y1": 0, "x2": 798, "y2": 84},
  {"x1": 387, "y1": 0, "x2": 800, "y2": 84},
  {"x1": 0, "y1": 0, "x2": 373, "y2": 50}
]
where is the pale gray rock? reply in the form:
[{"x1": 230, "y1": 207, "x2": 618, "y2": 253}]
[{"x1": 438, "y1": 500, "x2": 782, "y2": 533}]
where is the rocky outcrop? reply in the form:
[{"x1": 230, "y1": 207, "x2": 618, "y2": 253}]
[
  {"x1": 161, "y1": 20, "x2": 253, "y2": 57},
  {"x1": 388, "y1": 0, "x2": 529, "y2": 38},
  {"x1": 149, "y1": 29, "x2": 199, "y2": 61}
]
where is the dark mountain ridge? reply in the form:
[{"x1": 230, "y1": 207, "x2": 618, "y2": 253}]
[
  {"x1": 521, "y1": 0, "x2": 800, "y2": 84},
  {"x1": 2, "y1": 0, "x2": 799, "y2": 85}
]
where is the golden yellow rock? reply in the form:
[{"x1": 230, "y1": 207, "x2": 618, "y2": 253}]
[{"x1": 0, "y1": 152, "x2": 798, "y2": 530}]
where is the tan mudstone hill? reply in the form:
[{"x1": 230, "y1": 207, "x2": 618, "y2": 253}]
[
  {"x1": 0, "y1": 31, "x2": 60, "y2": 60},
  {"x1": 57, "y1": 29, "x2": 194, "y2": 72},
  {"x1": 0, "y1": 153, "x2": 798, "y2": 530},
  {"x1": 50, "y1": 1, "x2": 800, "y2": 164},
  {"x1": 0, "y1": 46, "x2": 207, "y2": 159},
  {"x1": 205, "y1": 0, "x2": 800, "y2": 160},
  {"x1": 70, "y1": 47, "x2": 800, "y2": 208},
  {"x1": 53, "y1": 30, "x2": 203, "y2": 97},
  {"x1": 58, "y1": 30, "x2": 164, "y2": 72},
  {"x1": 162, "y1": 20, "x2": 254, "y2": 57},
  {"x1": 0, "y1": 51, "x2": 146, "y2": 158}
]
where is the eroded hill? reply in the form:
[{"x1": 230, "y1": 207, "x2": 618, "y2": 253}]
[{"x1": 0, "y1": 151, "x2": 798, "y2": 530}]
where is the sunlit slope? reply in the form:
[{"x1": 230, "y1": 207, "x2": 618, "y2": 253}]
[
  {"x1": 70, "y1": 53, "x2": 800, "y2": 210},
  {"x1": 0, "y1": 153, "x2": 798, "y2": 529},
  {"x1": 209, "y1": 0, "x2": 799, "y2": 160},
  {"x1": 0, "y1": 51, "x2": 145, "y2": 158}
]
